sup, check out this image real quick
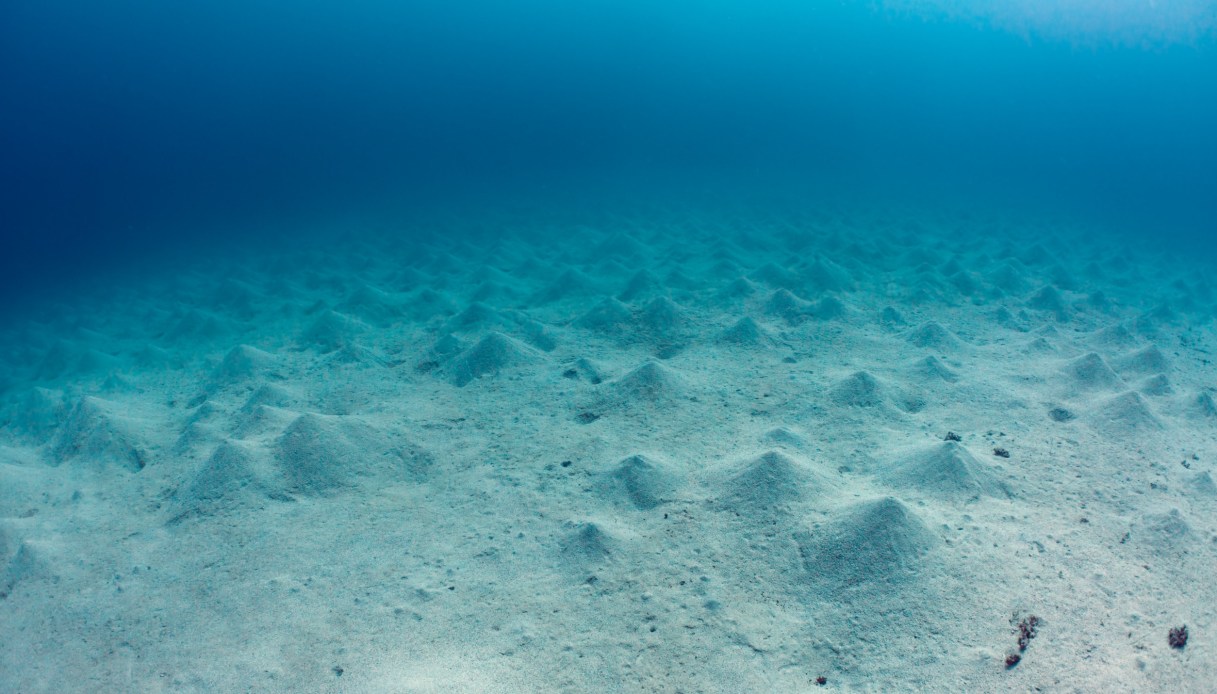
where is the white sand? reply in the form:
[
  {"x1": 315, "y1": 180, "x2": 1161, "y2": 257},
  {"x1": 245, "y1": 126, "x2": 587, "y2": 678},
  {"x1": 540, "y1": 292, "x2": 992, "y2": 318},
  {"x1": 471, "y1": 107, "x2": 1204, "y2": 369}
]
[{"x1": 1, "y1": 201, "x2": 1214, "y2": 692}]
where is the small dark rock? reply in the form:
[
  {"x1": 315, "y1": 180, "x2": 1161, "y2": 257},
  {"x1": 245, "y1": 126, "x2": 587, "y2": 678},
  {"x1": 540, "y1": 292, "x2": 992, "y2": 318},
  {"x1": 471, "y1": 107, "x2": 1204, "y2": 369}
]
[
  {"x1": 333, "y1": 666, "x2": 344, "y2": 677},
  {"x1": 994, "y1": 447, "x2": 1011, "y2": 459},
  {"x1": 815, "y1": 675, "x2": 827, "y2": 685},
  {"x1": 560, "y1": 460, "x2": 573, "y2": 468},
  {"x1": 945, "y1": 431, "x2": 962, "y2": 442},
  {"x1": 1005, "y1": 653, "x2": 1021, "y2": 669},
  {"x1": 1169, "y1": 625, "x2": 1188, "y2": 649}
]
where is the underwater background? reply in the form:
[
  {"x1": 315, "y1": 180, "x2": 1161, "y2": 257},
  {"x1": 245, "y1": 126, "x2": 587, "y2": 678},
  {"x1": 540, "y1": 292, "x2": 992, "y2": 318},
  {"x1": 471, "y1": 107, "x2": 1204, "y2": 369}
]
[
  {"x1": 2, "y1": 0, "x2": 1215, "y2": 303},
  {"x1": 6, "y1": 3, "x2": 1217, "y2": 691}
]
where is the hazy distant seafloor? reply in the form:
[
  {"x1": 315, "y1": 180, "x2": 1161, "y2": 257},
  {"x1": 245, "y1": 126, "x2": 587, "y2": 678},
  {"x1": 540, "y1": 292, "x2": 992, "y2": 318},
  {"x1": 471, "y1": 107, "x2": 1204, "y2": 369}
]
[{"x1": 1, "y1": 202, "x2": 1215, "y2": 692}]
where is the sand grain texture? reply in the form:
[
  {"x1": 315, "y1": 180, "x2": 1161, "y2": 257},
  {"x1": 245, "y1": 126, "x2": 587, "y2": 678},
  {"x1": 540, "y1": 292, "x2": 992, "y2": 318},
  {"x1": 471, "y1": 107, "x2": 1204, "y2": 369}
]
[{"x1": 1, "y1": 203, "x2": 1215, "y2": 692}]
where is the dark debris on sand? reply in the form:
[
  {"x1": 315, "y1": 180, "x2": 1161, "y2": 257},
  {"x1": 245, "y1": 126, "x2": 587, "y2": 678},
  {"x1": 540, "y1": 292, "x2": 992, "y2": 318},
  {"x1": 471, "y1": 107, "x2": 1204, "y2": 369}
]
[
  {"x1": 1004, "y1": 613, "x2": 1041, "y2": 670},
  {"x1": 1169, "y1": 625, "x2": 1188, "y2": 649}
]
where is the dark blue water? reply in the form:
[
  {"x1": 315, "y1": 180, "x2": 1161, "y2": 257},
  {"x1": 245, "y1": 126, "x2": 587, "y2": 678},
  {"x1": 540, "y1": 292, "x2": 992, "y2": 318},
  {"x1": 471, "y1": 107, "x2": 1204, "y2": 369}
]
[{"x1": 3, "y1": 1, "x2": 1215, "y2": 302}]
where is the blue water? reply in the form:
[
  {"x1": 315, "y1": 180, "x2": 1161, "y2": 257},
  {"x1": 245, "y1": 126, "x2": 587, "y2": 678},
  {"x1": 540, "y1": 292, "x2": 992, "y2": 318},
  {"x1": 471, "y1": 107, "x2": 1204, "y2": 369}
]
[{"x1": 2, "y1": 1, "x2": 1215, "y2": 301}]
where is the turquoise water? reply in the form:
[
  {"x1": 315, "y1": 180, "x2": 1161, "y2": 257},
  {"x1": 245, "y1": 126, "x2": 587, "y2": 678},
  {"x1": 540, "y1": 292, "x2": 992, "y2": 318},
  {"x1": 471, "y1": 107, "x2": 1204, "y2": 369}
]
[{"x1": 2, "y1": 1, "x2": 1215, "y2": 302}]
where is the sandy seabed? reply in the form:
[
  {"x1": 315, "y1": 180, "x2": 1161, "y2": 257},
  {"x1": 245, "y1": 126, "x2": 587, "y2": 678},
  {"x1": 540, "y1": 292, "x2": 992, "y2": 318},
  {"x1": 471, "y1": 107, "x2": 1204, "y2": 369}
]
[{"x1": 1, "y1": 202, "x2": 1215, "y2": 692}]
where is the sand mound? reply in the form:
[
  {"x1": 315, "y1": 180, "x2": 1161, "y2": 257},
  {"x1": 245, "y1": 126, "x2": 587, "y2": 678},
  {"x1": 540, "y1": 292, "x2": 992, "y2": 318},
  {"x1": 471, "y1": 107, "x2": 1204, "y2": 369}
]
[
  {"x1": 469, "y1": 281, "x2": 516, "y2": 304},
  {"x1": 1, "y1": 539, "x2": 58, "y2": 599},
  {"x1": 34, "y1": 340, "x2": 122, "y2": 381},
  {"x1": 765, "y1": 289, "x2": 813, "y2": 325},
  {"x1": 50, "y1": 396, "x2": 148, "y2": 472},
  {"x1": 521, "y1": 319, "x2": 559, "y2": 352},
  {"x1": 810, "y1": 295, "x2": 850, "y2": 321},
  {"x1": 599, "y1": 454, "x2": 678, "y2": 510},
  {"x1": 1191, "y1": 392, "x2": 1217, "y2": 420},
  {"x1": 574, "y1": 297, "x2": 633, "y2": 335},
  {"x1": 1083, "y1": 290, "x2": 1113, "y2": 312},
  {"x1": 761, "y1": 426, "x2": 809, "y2": 450},
  {"x1": 231, "y1": 403, "x2": 298, "y2": 439},
  {"x1": 406, "y1": 288, "x2": 457, "y2": 321},
  {"x1": 718, "y1": 316, "x2": 777, "y2": 347},
  {"x1": 605, "y1": 360, "x2": 686, "y2": 405},
  {"x1": 533, "y1": 269, "x2": 601, "y2": 304},
  {"x1": 1128, "y1": 508, "x2": 1193, "y2": 556},
  {"x1": 993, "y1": 306, "x2": 1028, "y2": 331},
  {"x1": 337, "y1": 284, "x2": 404, "y2": 325},
  {"x1": 1134, "y1": 304, "x2": 1179, "y2": 337},
  {"x1": 273, "y1": 413, "x2": 429, "y2": 495},
  {"x1": 1027, "y1": 285, "x2": 1070, "y2": 320},
  {"x1": 716, "y1": 450, "x2": 835, "y2": 513},
  {"x1": 1137, "y1": 374, "x2": 1173, "y2": 396},
  {"x1": 174, "y1": 414, "x2": 221, "y2": 454},
  {"x1": 618, "y1": 269, "x2": 664, "y2": 302},
  {"x1": 1092, "y1": 323, "x2": 1140, "y2": 350},
  {"x1": 171, "y1": 441, "x2": 267, "y2": 521},
  {"x1": 298, "y1": 310, "x2": 369, "y2": 352},
  {"x1": 749, "y1": 262, "x2": 801, "y2": 290},
  {"x1": 990, "y1": 263, "x2": 1030, "y2": 294},
  {"x1": 805, "y1": 258, "x2": 853, "y2": 292},
  {"x1": 795, "y1": 497, "x2": 936, "y2": 595},
  {"x1": 445, "y1": 302, "x2": 515, "y2": 332},
  {"x1": 1020, "y1": 243, "x2": 1056, "y2": 266},
  {"x1": 1091, "y1": 391, "x2": 1163, "y2": 434},
  {"x1": 559, "y1": 520, "x2": 619, "y2": 564},
  {"x1": 132, "y1": 344, "x2": 178, "y2": 370},
  {"x1": 430, "y1": 333, "x2": 466, "y2": 360},
  {"x1": 1115, "y1": 345, "x2": 1170, "y2": 374},
  {"x1": 240, "y1": 383, "x2": 297, "y2": 412},
  {"x1": 906, "y1": 322, "x2": 965, "y2": 352},
  {"x1": 1063, "y1": 353, "x2": 1124, "y2": 393},
  {"x1": 562, "y1": 357, "x2": 606, "y2": 385},
  {"x1": 879, "y1": 306, "x2": 908, "y2": 329},
  {"x1": 907, "y1": 356, "x2": 959, "y2": 383},
  {"x1": 714, "y1": 276, "x2": 760, "y2": 304},
  {"x1": 210, "y1": 344, "x2": 280, "y2": 389},
  {"x1": 446, "y1": 332, "x2": 543, "y2": 387},
  {"x1": 829, "y1": 370, "x2": 888, "y2": 409},
  {"x1": 592, "y1": 232, "x2": 649, "y2": 262},
  {"x1": 637, "y1": 297, "x2": 688, "y2": 338},
  {"x1": 1186, "y1": 471, "x2": 1217, "y2": 497},
  {"x1": 878, "y1": 441, "x2": 1010, "y2": 500},
  {"x1": 947, "y1": 270, "x2": 979, "y2": 296}
]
